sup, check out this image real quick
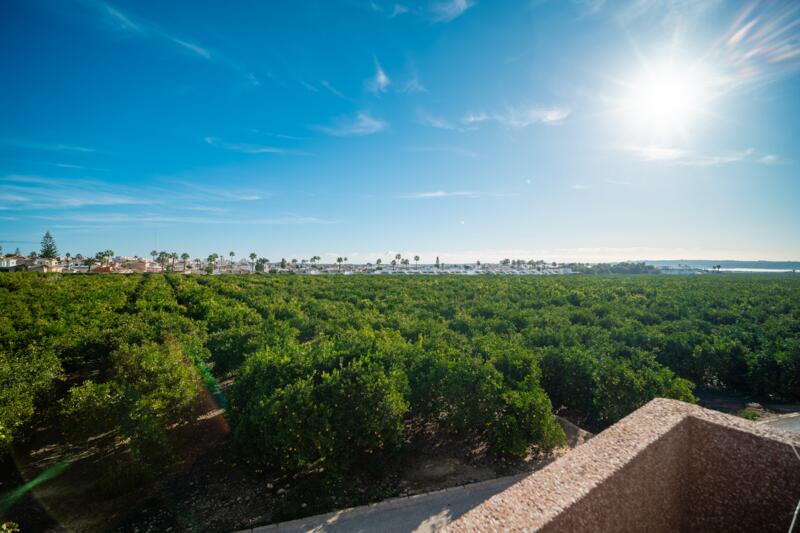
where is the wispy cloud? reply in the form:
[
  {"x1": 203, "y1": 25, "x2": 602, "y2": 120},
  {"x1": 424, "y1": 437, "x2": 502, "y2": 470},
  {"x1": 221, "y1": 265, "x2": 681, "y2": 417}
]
[
  {"x1": 404, "y1": 146, "x2": 477, "y2": 158},
  {"x1": 184, "y1": 205, "x2": 229, "y2": 214},
  {"x1": 367, "y1": 57, "x2": 391, "y2": 93},
  {"x1": 400, "y1": 190, "x2": 514, "y2": 199},
  {"x1": 618, "y1": 0, "x2": 721, "y2": 29},
  {"x1": 204, "y1": 136, "x2": 309, "y2": 156},
  {"x1": 622, "y1": 145, "x2": 784, "y2": 167},
  {"x1": 299, "y1": 80, "x2": 320, "y2": 93},
  {"x1": 418, "y1": 106, "x2": 570, "y2": 131},
  {"x1": 463, "y1": 106, "x2": 571, "y2": 128},
  {"x1": 102, "y1": 3, "x2": 139, "y2": 31},
  {"x1": 43, "y1": 213, "x2": 333, "y2": 227},
  {"x1": 430, "y1": 0, "x2": 475, "y2": 22},
  {"x1": 79, "y1": 0, "x2": 259, "y2": 85},
  {"x1": 169, "y1": 37, "x2": 211, "y2": 60},
  {"x1": 248, "y1": 129, "x2": 311, "y2": 141},
  {"x1": 417, "y1": 111, "x2": 459, "y2": 130},
  {"x1": 710, "y1": 1, "x2": 800, "y2": 91},
  {"x1": 402, "y1": 191, "x2": 481, "y2": 199},
  {"x1": 162, "y1": 180, "x2": 265, "y2": 202},
  {"x1": 0, "y1": 175, "x2": 154, "y2": 209},
  {"x1": 314, "y1": 112, "x2": 388, "y2": 137},
  {"x1": 320, "y1": 80, "x2": 353, "y2": 101},
  {"x1": 391, "y1": 4, "x2": 410, "y2": 17},
  {"x1": 571, "y1": 184, "x2": 590, "y2": 190},
  {"x1": 569, "y1": 0, "x2": 606, "y2": 16},
  {"x1": 0, "y1": 139, "x2": 95, "y2": 153},
  {"x1": 398, "y1": 67, "x2": 427, "y2": 93}
]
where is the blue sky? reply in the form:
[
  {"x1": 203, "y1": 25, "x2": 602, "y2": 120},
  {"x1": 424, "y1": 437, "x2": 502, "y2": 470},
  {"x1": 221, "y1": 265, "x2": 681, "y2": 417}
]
[{"x1": 1, "y1": 0, "x2": 798, "y2": 262}]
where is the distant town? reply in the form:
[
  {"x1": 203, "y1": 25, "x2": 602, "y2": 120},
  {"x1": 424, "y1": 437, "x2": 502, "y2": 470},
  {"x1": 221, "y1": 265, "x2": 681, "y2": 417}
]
[{"x1": 2, "y1": 232, "x2": 796, "y2": 276}]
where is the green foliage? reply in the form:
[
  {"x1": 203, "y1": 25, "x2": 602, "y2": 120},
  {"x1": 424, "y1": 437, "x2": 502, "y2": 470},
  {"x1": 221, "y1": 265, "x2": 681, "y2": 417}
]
[
  {"x1": 39, "y1": 231, "x2": 58, "y2": 259},
  {"x1": 0, "y1": 344, "x2": 62, "y2": 451},
  {"x1": 229, "y1": 345, "x2": 408, "y2": 474},
  {"x1": 60, "y1": 339, "x2": 202, "y2": 461},
  {"x1": 737, "y1": 409, "x2": 760, "y2": 421},
  {"x1": 2, "y1": 271, "x2": 799, "y2": 505},
  {"x1": 1, "y1": 521, "x2": 20, "y2": 533}
]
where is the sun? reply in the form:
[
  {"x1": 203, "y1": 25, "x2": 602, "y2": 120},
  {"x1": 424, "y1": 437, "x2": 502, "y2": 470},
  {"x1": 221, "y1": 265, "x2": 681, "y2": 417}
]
[{"x1": 622, "y1": 63, "x2": 709, "y2": 138}]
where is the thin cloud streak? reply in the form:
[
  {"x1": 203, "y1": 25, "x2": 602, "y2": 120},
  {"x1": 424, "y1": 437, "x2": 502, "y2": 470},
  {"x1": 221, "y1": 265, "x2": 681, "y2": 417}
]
[
  {"x1": 314, "y1": 113, "x2": 388, "y2": 137},
  {"x1": 400, "y1": 190, "x2": 515, "y2": 199},
  {"x1": 0, "y1": 139, "x2": 96, "y2": 153},
  {"x1": 417, "y1": 106, "x2": 570, "y2": 131},
  {"x1": 622, "y1": 145, "x2": 783, "y2": 166},
  {"x1": 204, "y1": 136, "x2": 310, "y2": 156},
  {"x1": 430, "y1": 0, "x2": 475, "y2": 22},
  {"x1": 462, "y1": 106, "x2": 571, "y2": 127},
  {"x1": 170, "y1": 37, "x2": 211, "y2": 60},
  {"x1": 42, "y1": 213, "x2": 334, "y2": 226},
  {"x1": 404, "y1": 146, "x2": 478, "y2": 157},
  {"x1": 160, "y1": 180, "x2": 266, "y2": 202},
  {"x1": 417, "y1": 111, "x2": 460, "y2": 130},
  {"x1": 391, "y1": 4, "x2": 410, "y2": 17},
  {"x1": 320, "y1": 80, "x2": 354, "y2": 101},
  {"x1": 79, "y1": 0, "x2": 258, "y2": 85},
  {"x1": 0, "y1": 174, "x2": 154, "y2": 209}
]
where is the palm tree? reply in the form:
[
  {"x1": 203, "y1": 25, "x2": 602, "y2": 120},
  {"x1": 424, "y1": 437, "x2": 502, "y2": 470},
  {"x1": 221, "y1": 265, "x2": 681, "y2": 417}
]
[
  {"x1": 376, "y1": 258, "x2": 382, "y2": 267},
  {"x1": 414, "y1": 255, "x2": 420, "y2": 268},
  {"x1": 391, "y1": 259, "x2": 397, "y2": 267},
  {"x1": 85, "y1": 256, "x2": 96, "y2": 272},
  {"x1": 395, "y1": 253, "x2": 401, "y2": 267},
  {"x1": 150, "y1": 250, "x2": 158, "y2": 263},
  {"x1": 229, "y1": 251, "x2": 235, "y2": 271},
  {"x1": 249, "y1": 252, "x2": 257, "y2": 272},
  {"x1": 207, "y1": 253, "x2": 218, "y2": 274},
  {"x1": 336, "y1": 257, "x2": 343, "y2": 271},
  {"x1": 181, "y1": 253, "x2": 190, "y2": 271}
]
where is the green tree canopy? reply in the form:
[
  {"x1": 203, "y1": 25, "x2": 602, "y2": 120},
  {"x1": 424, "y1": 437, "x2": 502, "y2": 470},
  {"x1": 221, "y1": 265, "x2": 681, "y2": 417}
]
[{"x1": 39, "y1": 231, "x2": 58, "y2": 259}]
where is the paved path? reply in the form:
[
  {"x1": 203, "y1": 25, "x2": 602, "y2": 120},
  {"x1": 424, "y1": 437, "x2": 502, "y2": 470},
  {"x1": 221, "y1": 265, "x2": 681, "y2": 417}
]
[
  {"x1": 241, "y1": 473, "x2": 526, "y2": 533},
  {"x1": 764, "y1": 414, "x2": 800, "y2": 434}
]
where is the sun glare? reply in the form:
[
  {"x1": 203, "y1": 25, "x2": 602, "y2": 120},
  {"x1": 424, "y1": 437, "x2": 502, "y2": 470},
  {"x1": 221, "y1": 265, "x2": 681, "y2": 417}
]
[{"x1": 623, "y1": 63, "x2": 709, "y2": 137}]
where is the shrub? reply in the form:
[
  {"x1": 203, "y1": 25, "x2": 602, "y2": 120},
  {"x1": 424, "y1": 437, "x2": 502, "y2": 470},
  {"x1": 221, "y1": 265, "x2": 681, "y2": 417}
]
[
  {"x1": 229, "y1": 348, "x2": 407, "y2": 475},
  {"x1": 0, "y1": 344, "x2": 62, "y2": 452}
]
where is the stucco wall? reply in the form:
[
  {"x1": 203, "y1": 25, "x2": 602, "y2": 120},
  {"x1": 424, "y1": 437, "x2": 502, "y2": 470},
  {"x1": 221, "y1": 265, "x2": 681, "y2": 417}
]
[
  {"x1": 540, "y1": 419, "x2": 690, "y2": 532},
  {"x1": 446, "y1": 399, "x2": 800, "y2": 532},
  {"x1": 687, "y1": 417, "x2": 800, "y2": 532}
]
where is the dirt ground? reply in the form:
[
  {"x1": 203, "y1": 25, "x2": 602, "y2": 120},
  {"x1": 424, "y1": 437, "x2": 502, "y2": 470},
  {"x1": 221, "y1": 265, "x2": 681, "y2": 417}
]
[
  {"x1": 1, "y1": 410, "x2": 592, "y2": 532},
  {"x1": 695, "y1": 387, "x2": 800, "y2": 421}
]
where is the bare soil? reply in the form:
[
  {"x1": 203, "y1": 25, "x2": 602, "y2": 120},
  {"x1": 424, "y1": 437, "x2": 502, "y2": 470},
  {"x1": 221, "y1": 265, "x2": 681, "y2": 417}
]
[{"x1": 2, "y1": 410, "x2": 592, "y2": 533}]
